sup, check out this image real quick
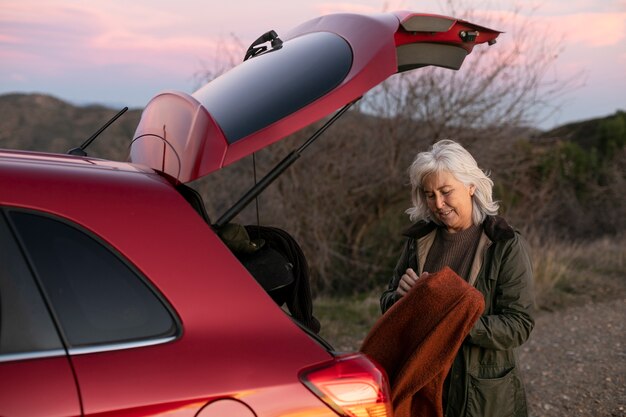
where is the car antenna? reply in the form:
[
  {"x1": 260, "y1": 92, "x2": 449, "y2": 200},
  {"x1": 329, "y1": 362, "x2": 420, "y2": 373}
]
[
  {"x1": 68, "y1": 106, "x2": 128, "y2": 156},
  {"x1": 214, "y1": 99, "x2": 358, "y2": 229}
]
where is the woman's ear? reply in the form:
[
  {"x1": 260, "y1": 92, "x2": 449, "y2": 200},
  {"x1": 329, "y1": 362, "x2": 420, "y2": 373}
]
[{"x1": 469, "y1": 185, "x2": 476, "y2": 196}]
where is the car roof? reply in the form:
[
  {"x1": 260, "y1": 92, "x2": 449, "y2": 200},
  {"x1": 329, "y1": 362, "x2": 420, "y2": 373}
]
[
  {"x1": 0, "y1": 149, "x2": 150, "y2": 175},
  {"x1": 129, "y1": 11, "x2": 500, "y2": 184}
]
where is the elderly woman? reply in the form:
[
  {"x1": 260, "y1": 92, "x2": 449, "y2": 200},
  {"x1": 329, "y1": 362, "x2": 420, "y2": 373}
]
[{"x1": 380, "y1": 139, "x2": 534, "y2": 417}]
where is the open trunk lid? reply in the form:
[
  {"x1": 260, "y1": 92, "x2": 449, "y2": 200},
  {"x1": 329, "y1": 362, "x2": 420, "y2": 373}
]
[{"x1": 129, "y1": 11, "x2": 500, "y2": 183}]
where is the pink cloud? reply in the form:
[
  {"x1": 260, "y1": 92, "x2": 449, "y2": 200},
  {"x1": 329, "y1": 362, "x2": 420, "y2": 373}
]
[
  {"x1": 461, "y1": 8, "x2": 625, "y2": 63},
  {"x1": 0, "y1": 1, "x2": 243, "y2": 79},
  {"x1": 313, "y1": 1, "x2": 425, "y2": 15},
  {"x1": 531, "y1": 0, "x2": 624, "y2": 15},
  {"x1": 540, "y1": 12, "x2": 626, "y2": 48},
  {"x1": 0, "y1": 34, "x2": 20, "y2": 44},
  {"x1": 314, "y1": 3, "x2": 379, "y2": 15}
]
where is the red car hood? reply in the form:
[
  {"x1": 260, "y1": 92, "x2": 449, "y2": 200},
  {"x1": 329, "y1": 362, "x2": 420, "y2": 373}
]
[{"x1": 129, "y1": 11, "x2": 500, "y2": 183}]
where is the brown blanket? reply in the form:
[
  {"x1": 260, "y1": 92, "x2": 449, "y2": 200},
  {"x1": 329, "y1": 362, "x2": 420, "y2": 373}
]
[{"x1": 360, "y1": 267, "x2": 484, "y2": 417}]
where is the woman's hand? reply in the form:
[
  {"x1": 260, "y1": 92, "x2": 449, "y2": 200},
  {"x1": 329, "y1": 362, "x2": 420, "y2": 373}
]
[{"x1": 396, "y1": 268, "x2": 429, "y2": 297}]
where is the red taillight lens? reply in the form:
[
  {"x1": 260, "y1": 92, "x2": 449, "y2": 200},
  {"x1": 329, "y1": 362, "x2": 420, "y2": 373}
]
[{"x1": 299, "y1": 353, "x2": 392, "y2": 417}]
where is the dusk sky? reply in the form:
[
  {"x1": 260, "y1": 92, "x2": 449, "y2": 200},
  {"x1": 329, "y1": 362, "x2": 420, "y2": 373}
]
[{"x1": 1, "y1": 0, "x2": 624, "y2": 129}]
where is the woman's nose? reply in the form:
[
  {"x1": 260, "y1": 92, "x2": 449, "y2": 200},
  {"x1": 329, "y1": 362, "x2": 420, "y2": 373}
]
[{"x1": 435, "y1": 195, "x2": 445, "y2": 208}]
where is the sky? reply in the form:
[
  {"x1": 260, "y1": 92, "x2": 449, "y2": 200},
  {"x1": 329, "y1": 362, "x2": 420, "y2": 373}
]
[{"x1": 1, "y1": 0, "x2": 625, "y2": 130}]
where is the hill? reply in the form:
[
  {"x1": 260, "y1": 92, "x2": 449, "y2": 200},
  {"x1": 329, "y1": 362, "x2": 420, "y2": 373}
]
[{"x1": 0, "y1": 93, "x2": 141, "y2": 161}]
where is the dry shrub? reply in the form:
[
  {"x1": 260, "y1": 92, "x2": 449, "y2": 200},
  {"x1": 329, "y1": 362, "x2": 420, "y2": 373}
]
[
  {"x1": 524, "y1": 228, "x2": 625, "y2": 308},
  {"x1": 523, "y1": 228, "x2": 584, "y2": 301},
  {"x1": 573, "y1": 234, "x2": 626, "y2": 275}
]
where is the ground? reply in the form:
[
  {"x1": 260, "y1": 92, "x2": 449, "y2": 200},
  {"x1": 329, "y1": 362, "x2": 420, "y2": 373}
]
[
  {"x1": 520, "y1": 299, "x2": 625, "y2": 417},
  {"x1": 519, "y1": 272, "x2": 625, "y2": 417}
]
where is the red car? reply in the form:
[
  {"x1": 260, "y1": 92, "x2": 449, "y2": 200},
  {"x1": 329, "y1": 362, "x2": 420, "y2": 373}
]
[{"x1": 0, "y1": 11, "x2": 499, "y2": 417}]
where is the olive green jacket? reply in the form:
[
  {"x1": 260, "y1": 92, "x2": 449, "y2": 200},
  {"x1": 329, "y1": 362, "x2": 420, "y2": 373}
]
[{"x1": 380, "y1": 216, "x2": 535, "y2": 417}]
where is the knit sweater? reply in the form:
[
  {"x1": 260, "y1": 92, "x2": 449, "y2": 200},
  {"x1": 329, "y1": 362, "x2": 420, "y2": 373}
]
[{"x1": 424, "y1": 224, "x2": 482, "y2": 280}]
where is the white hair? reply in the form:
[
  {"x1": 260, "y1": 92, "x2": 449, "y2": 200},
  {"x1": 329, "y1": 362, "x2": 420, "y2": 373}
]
[{"x1": 406, "y1": 139, "x2": 499, "y2": 225}]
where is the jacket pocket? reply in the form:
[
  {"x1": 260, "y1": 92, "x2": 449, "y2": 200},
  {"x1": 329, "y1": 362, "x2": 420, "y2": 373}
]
[{"x1": 466, "y1": 368, "x2": 516, "y2": 417}]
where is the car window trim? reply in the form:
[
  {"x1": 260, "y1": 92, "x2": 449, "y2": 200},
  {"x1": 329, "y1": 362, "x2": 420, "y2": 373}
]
[
  {"x1": 0, "y1": 349, "x2": 67, "y2": 364},
  {"x1": 68, "y1": 335, "x2": 178, "y2": 356},
  {"x1": 0, "y1": 336, "x2": 180, "y2": 363}
]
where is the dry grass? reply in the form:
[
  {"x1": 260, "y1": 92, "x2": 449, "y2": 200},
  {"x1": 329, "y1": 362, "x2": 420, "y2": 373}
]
[
  {"x1": 315, "y1": 291, "x2": 383, "y2": 352},
  {"x1": 525, "y1": 230, "x2": 625, "y2": 309},
  {"x1": 574, "y1": 234, "x2": 625, "y2": 273},
  {"x1": 524, "y1": 229, "x2": 585, "y2": 300},
  {"x1": 314, "y1": 234, "x2": 626, "y2": 351}
]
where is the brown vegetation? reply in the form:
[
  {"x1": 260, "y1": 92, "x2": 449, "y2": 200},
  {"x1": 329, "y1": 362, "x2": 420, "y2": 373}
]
[
  {"x1": 1, "y1": 92, "x2": 624, "y2": 296},
  {"x1": 195, "y1": 109, "x2": 625, "y2": 295}
]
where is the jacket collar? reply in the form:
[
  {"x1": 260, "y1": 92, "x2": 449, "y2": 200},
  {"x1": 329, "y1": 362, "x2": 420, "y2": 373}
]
[{"x1": 402, "y1": 215, "x2": 515, "y2": 242}]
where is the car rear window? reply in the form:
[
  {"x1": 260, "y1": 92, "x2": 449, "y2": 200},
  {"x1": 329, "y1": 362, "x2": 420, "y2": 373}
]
[
  {"x1": 192, "y1": 31, "x2": 353, "y2": 144},
  {"x1": 8, "y1": 211, "x2": 178, "y2": 350}
]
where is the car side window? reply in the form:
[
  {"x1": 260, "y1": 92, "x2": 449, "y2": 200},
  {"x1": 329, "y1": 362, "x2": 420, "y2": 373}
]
[
  {"x1": 0, "y1": 212, "x2": 64, "y2": 358},
  {"x1": 8, "y1": 210, "x2": 178, "y2": 349}
]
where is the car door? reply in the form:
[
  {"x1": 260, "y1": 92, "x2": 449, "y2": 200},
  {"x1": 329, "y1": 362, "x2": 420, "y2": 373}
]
[{"x1": 0, "y1": 210, "x2": 81, "y2": 417}]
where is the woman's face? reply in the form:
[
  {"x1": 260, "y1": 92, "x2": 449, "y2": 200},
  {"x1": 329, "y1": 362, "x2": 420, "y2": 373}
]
[{"x1": 422, "y1": 170, "x2": 475, "y2": 233}]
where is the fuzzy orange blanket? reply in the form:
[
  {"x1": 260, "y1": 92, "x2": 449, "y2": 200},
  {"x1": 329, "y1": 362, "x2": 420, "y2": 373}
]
[{"x1": 360, "y1": 267, "x2": 485, "y2": 417}]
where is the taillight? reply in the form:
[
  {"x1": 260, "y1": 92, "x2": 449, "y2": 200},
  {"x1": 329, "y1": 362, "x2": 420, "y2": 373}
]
[{"x1": 299, "y1": 353, "x2": 392, "y2": 417}]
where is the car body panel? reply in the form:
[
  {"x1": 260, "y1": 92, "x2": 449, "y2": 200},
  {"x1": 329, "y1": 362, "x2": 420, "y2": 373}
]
[
  {"x1": 0, "y1": 150, "x2": 333, "y2": 416},
  {"x1": 0, "y1": 357, "x2": 80, "y2": 417},
  {"x1": 129, "y1": 12, "x2": 499, "y2": 184}
]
